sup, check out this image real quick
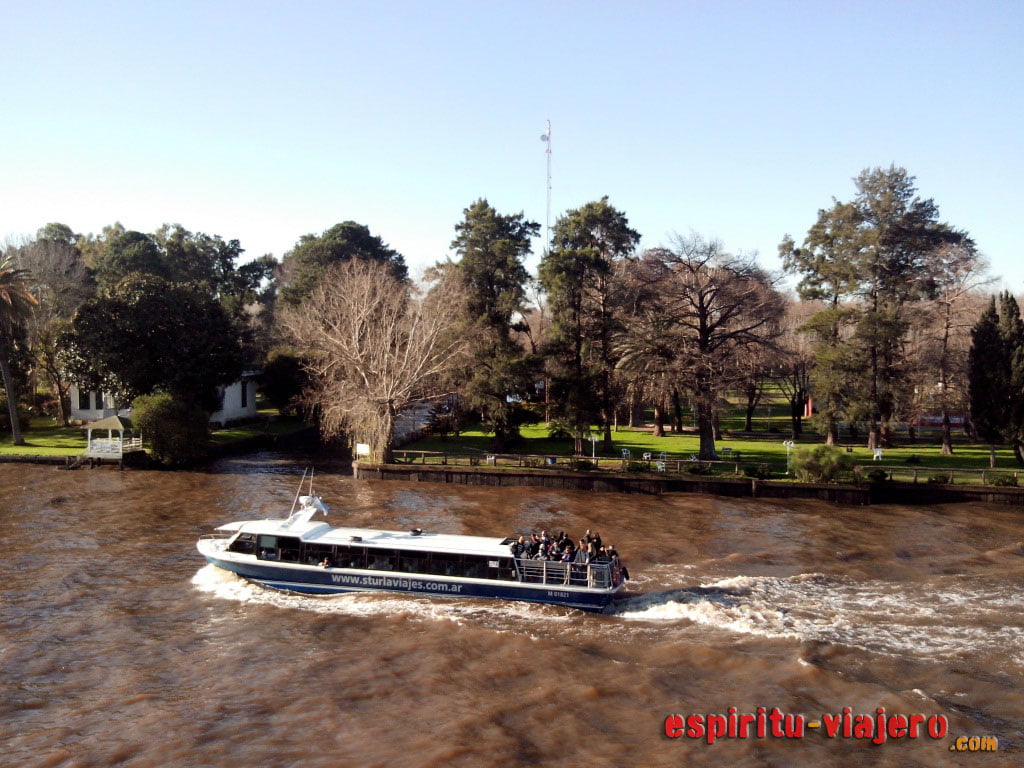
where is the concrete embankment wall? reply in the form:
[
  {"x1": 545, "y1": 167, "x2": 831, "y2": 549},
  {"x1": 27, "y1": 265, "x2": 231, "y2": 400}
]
[
  {"x1": 353, "y1": 462, "x2": 871, "y2": 504},
  {"x1": 354, "y1": 462, "x2": 1024, "y2": 506}
]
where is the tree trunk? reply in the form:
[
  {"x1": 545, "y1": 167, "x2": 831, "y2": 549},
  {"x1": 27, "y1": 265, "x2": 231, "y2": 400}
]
[
  {"x1": 0, "y1": 334, "x2": 25, "y2": 446},
  {"x1": 712, "y1": 411, "x2": 722, "y2": 441},
  {"x1": 940, "y1": 410, "x2": 953, "y2": 455},
  {"x1": 377, "y1": 407, "x2": 396, "y2": 464},
  {"x1": 696, "y1": 394, "x2": 716, "y2": 460},
  {"x1": 907, "y1": 424, "x2": 916, "y2": 444},
  {"x1": 653, "y1": 405, "x2": 665, "y2": 437},
  {"x1": 1014, "y1": 440, "x2": 1024, "y2": 467},
  {"x1": 744, "y1": 400, "x2": 755, "y2": 432},
  {"x1": 602, "y1": 420, "x2": 613, "y2": 454},
  {"x1": 990, "y1": 444, "x2": 996, "y2": 469},
  {"x1": 824, "y1": 417, "x2": 837, "y2": 447},
  {"x1": 671, "y1": 388, "x2": 683, "y2": 433},
  {"x1": 544, "y1": 376, "x2": 551, "y2": 424},
  {"x1": 867, "y1": 418, "x2": 879, "y2": 451}
]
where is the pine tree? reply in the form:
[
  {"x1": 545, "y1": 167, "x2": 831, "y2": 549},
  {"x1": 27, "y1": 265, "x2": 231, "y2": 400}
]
[{"x1": 968, "y1": 297, "x2": 1007, "y2": 467}]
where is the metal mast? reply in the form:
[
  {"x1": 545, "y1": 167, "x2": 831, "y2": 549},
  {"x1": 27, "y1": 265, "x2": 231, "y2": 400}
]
[{"x1": 541, "y1": 119, "x2": 551, "y2": 254}]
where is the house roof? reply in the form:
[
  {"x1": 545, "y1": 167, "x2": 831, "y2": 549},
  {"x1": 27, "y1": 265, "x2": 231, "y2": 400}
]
[{"x1": 84, "y1": 415, "x2": 133, "y2": 432}]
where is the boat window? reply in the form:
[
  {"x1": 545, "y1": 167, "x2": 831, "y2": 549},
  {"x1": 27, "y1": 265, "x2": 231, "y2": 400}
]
[
  {"x1": 488, "y1": 557, "x2": 516, "y2": 581},
  {"x1": 257, "y1": 535, "x2": 302, "y2": 562},
  {"x1": 334, "y1": 546, "x2": 366, "y2": 569},
  {"x1": 426, "y1": 553, "x2": 462, "y2": 577},
  {"x1": 303, "y1": 543, "x2": 334, "y2": 566},
  {"x1": 277, "y1": 537, "x2": 302, "y2": 563},
  {"x1": 397, "y1": 550, "x2": 430, "y2": 573},
  {"x1": 366, "y1": 549, "x2": 397, "y2": 571},
  {"x1": 463, "y1": 556, "x2": 487, "y2": 579},
  {"x1": 228, "y1": 533, "x2": 256, "y2": 554}
]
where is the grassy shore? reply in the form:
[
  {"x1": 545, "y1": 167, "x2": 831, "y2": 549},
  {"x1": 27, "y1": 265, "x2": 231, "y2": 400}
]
[
  {"x1": 0, "y1": 412, "x2": 310, "y2": 457},
  {"x1": 401, "y1": 422, "x2": 1023, "y2": 485}
]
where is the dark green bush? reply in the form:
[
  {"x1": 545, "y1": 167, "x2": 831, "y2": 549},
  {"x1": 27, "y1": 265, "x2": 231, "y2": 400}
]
[
  {"x1": 990, "y1": 473, "x2": 1019, "y2": 487},
  {"x1": 686, "y1": 462, "x2": 714, "y2": 476},
  {"x1": 905, "y1": 454, "x2": 921, "y2": 465},
  {"x1": 571, "y1": 458, "x2": 596, "y2": 471},
  {"x1": 866, "y1": 468, "x2": 889, "y2": 484},
  {"x1": 791, "y1": 445, "x2": 856, "y2": 483},
  {"x1": 927, "y1": 473, "x2": 951, "y2": 485},
  {"x1": 743, "y1": 464, "x2": 772, "y2": 480},
  {"x1": 260, "y1": 351, "x2": 308, "y2": 417},
  {"x1": 132, "y1": 392, "x2": 209, "y2": 467}
]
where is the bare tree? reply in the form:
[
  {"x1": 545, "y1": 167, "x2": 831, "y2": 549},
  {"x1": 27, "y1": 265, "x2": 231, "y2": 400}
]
[
  {"x1": 9, "y1": 234, "x2": 95, "y2": 424},
  {"x1": 919, "y1": 244, "x2": 992, "y2": 453},
  {"x1": 774, "y1": 298, "x2": 818, "y2": 439},
  {"x1": 623, "y1": 235, "x2": 784, "y2": 459},
  {"x1": 281, "y1": 260, "x2": 467, "y2": 462}
]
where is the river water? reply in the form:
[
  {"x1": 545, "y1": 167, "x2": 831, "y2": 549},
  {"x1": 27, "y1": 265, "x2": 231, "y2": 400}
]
[{"x1": 2, "y1": 454, "x2": 1022, "y2": 767}]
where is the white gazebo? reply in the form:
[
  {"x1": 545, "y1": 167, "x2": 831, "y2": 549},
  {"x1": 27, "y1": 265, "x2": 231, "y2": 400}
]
[{"x1": 82, "y1": 415, "x2": 144, "y2": 459}]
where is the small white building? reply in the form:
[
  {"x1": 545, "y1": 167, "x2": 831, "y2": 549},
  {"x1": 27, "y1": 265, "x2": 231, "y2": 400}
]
[{"x1": 69, "y1": 371, "x2": 260, "y2": 426}]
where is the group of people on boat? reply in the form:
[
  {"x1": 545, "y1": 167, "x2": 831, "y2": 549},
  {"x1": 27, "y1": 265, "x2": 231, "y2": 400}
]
[{"x1": 509, "y1": 529, "x2": 629, "y2": 580}]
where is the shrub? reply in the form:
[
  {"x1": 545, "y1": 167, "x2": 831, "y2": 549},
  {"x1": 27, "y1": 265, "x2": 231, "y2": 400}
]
[
  {"x1": 927, "y1": 473, "x2": 951, "y2": 485},
  {"x1": 791, "y1": 444, "x2": 856, "y2": 483},
  {"x1": 571, "y1": 458, "x2": 596, "y2": 471},
  {"x1": 545, "y1": 420, "x2": 575, "y2": 441},
  {"x1": 743, "y1": 464, "x2": 772, "y2": 480},
  {"x1": 624, "y1": 460, "x2": 647, "y2": 473},
  {"x1": 0, "y1": 399, "x2": 31, "y2": 435},
  {"x1": 132, "y1": 392, "x2": 209, "y2": 467},
  {"x1": 990, "y1": 473, "x2": 1019, "y2": 487},
  {"x1": 686, "y1": 462, "x2": 714, "y2": 476},
  {"x1": 260, "y1": 351, "x2": 308, "y2": 417},
  {"x1": 866, "y1": 468, "x2": 889, "y2": 484},
  {"x1": 905, "y1": 454, "x2": 922, "y2": 465}
]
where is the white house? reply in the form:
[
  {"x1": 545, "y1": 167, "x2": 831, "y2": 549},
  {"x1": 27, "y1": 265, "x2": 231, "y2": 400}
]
[{"x1": 69, "y1": 371, "x2": 261, "y2": 425}]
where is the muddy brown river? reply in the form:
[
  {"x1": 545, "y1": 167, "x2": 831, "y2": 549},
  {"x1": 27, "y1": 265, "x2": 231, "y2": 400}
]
[{"x1": 2, "y1": 454, "x2": 1022, "y2": 767}]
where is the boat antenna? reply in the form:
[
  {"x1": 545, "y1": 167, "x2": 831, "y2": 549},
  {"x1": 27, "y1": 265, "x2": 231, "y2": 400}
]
[
  {"x1": 309, "y1": 466, "x2": 315, "y2": 497},
  {"x1": 288, "y1": 467, "x2": 308, "y2": 517}
]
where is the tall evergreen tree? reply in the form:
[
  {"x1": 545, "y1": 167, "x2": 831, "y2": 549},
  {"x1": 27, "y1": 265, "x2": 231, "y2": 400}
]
[
  {"x1": 998, "y1": 292, "x2": 1024, "y2": 465},
  {"x1": 968, "y1": 297, "x2": 1006, "y2": 467},
  {"x1": 782, "y1": 166, "x2": 970, "y2": 448},
  {"x1": 279, "y1": 222, "x2": 406, "y2": 306},
  {"x1": 449, "y1": 199, "x2": 539, "y2": 450},
  {"x1": 539, "y1": 197, "x2": 639, "y2": 453}
]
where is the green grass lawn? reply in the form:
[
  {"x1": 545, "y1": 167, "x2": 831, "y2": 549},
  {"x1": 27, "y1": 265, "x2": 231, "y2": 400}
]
[
  {"x1": 0, "y1": 413, "x2": 310, "y2": 455},
  {"x1": 208, "y1": 415, "x2": 310, "y2": 445},
  {"x1": 401, "y1": 421, "x2": 1023, "y2": 485},
  {"x1": 0, "y1": 418, "x2": 87, "y2": 456}
]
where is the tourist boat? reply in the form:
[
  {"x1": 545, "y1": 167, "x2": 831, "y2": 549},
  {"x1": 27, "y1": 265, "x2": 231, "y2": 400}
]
[{"x1": 196, "y1": 483, "x2": 626, "y2": 613}]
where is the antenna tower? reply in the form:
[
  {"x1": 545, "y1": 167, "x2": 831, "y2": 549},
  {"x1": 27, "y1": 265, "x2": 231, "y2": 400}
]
[{"x1": 541, "y1": 120, "x2": 552, "y2": 254}]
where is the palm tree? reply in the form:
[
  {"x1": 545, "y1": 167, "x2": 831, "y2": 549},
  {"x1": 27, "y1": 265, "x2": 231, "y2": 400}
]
[{"x1": 0, "y1": 255, "x2": 38, "y2": 445}]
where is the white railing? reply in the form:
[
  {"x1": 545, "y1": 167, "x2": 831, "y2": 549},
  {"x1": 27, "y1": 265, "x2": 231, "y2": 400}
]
[
  {"x1": 514, "y1": 558, "x2": 619, "y2": 589},
  {"x1": 88, "y1": 437, "x2": 144, "y2": 454}
]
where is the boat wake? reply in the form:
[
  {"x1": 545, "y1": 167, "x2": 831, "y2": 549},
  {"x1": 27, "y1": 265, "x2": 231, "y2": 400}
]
[
  {"x1": 612, "y1": 573, "x2": 1024, "y2": 665},
  {"x1": 190, "y1": 564, "x2": 573, "y2": 626}
]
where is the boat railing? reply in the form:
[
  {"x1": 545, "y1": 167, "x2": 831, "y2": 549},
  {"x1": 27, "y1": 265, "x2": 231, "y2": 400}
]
[
  {"x1": 198, "y1": 532, "x2": 234, "y2": 541},
  {"x1": 514, "y1": 558, "x2": 620, "y2": 589}
]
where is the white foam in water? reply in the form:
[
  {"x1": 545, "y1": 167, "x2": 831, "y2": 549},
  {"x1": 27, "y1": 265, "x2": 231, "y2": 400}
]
[
  {"x1": 612, "y1": 572, "x2": 1024, "y2": 665},
  {"x1": 190, "y1": 564, "x2": 571, "y2": 626}
]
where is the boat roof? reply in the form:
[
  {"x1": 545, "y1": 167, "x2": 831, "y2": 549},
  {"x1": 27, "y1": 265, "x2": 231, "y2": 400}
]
[{"x1": 218, "y1": 518, "x2": 513, "y2": 559}]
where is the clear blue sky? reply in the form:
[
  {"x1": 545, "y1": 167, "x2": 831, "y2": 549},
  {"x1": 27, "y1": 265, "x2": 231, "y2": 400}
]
[{"x1": 2, "y1": 1, "x2": 1021, "y2": 288}]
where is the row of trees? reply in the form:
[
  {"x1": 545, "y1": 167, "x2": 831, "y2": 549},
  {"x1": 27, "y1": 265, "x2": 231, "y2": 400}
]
[
  {"x1": 0, "y1": 165, "x2": 1008, "y2": 469},
  {"x1": 282, "y1": 165, "x2": 999, "y2": 464}
]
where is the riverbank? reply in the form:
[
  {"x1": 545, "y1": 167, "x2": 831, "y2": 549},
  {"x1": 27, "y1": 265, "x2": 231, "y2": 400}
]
[{"x1": 355, "y1": 461, "x2": 1024, "y2": 506}]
